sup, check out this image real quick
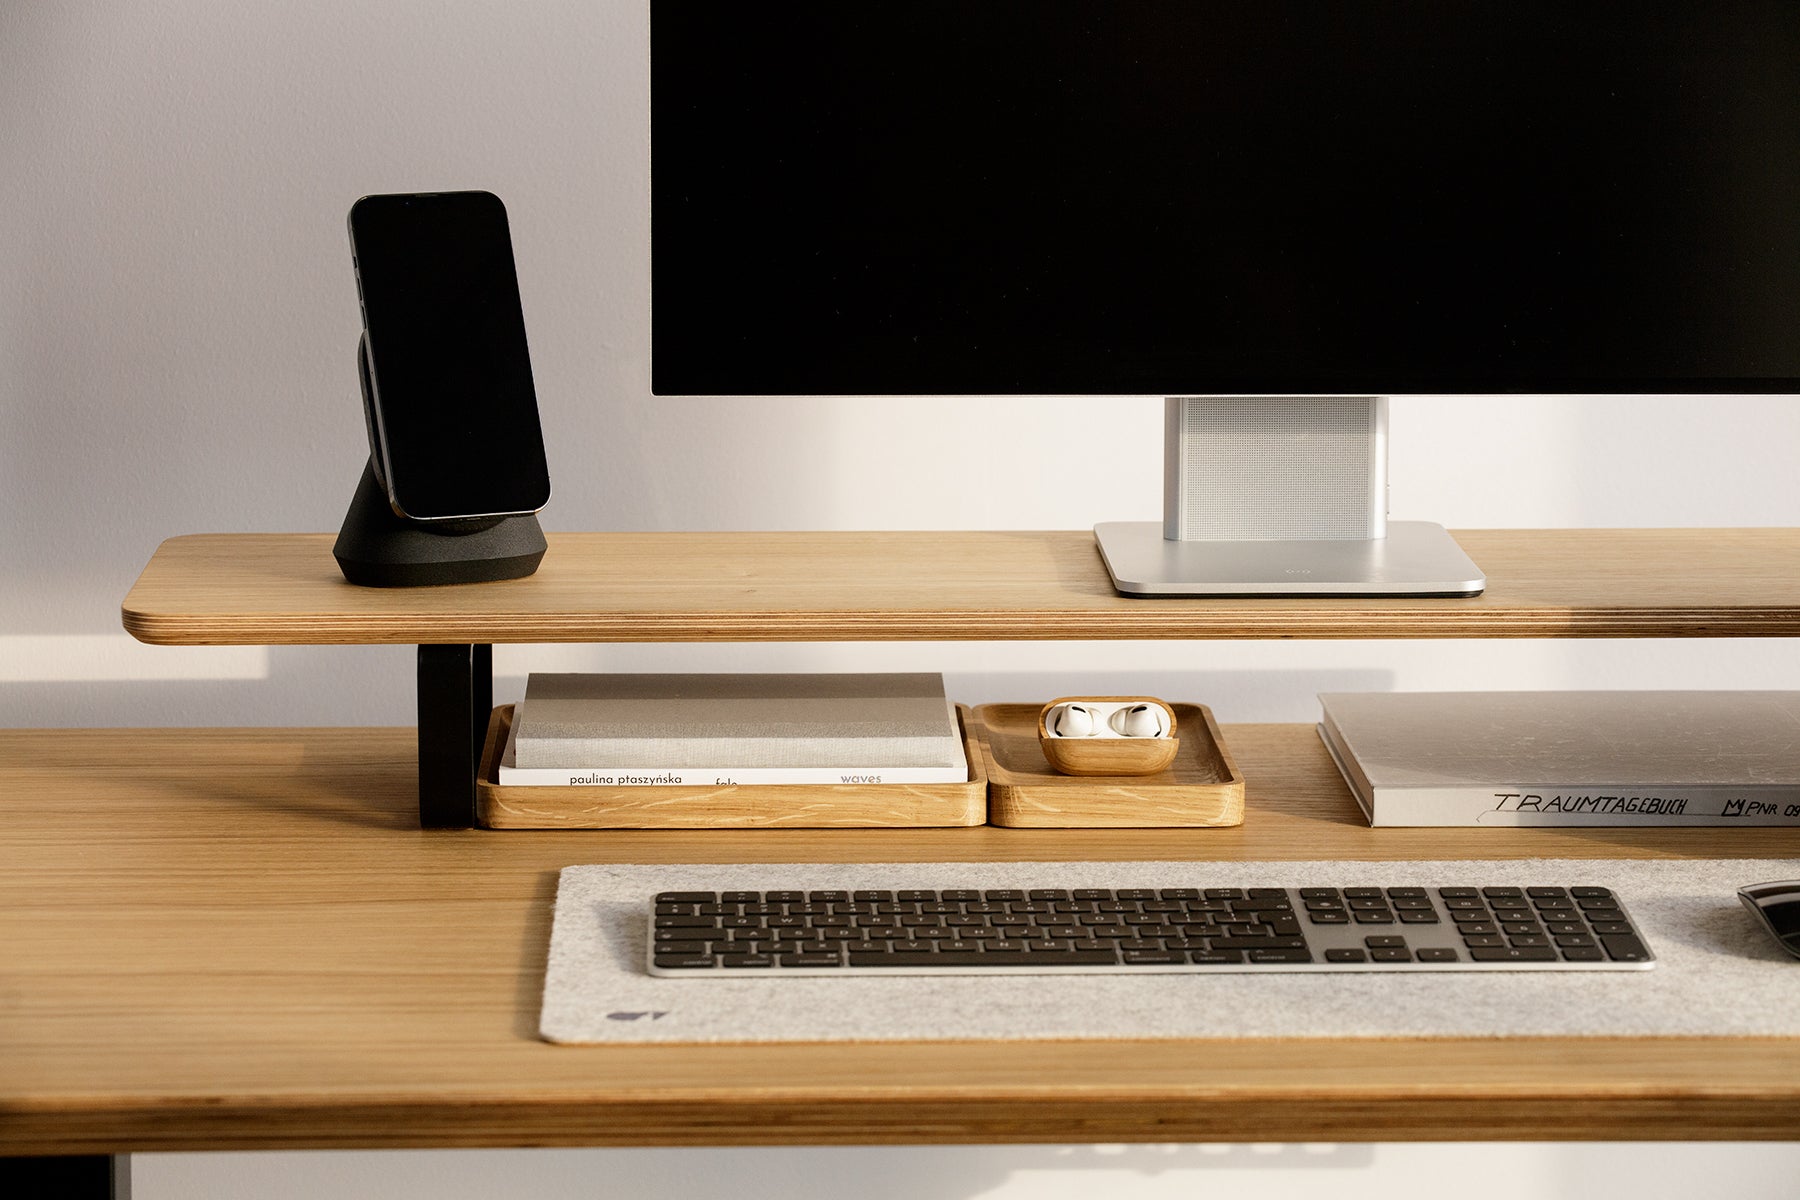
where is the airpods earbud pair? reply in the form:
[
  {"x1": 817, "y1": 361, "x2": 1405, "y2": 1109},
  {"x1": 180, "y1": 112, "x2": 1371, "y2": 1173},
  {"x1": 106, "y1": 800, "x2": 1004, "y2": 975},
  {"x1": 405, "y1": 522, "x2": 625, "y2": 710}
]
[
  {"x1": 1036, "y1": 696, "x2": 1181, "y2": 777},
  {"x1": 1044, "y1": 700, "x2": 1173, "y2": 740}
]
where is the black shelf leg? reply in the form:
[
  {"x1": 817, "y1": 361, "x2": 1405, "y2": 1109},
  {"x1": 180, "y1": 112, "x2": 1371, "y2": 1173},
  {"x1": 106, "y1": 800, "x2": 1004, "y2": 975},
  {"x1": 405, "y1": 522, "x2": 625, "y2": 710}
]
[
  {"x1": 1, "y1": 1155, "x2": 129, "y2": 1198},
  {"x1": 417, "y1": 643, "x2": 491, "y2": 828}
]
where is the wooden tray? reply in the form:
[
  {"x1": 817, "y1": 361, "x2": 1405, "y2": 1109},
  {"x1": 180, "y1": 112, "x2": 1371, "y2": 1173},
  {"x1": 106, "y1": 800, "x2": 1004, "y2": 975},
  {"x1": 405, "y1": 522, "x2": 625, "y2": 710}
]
[
  {"x1": 974, "y1": 702, "x2": 1244, "y2": 828},
  {"x1": 475, "y1": 704, "x2": 987, "y2": 829}
]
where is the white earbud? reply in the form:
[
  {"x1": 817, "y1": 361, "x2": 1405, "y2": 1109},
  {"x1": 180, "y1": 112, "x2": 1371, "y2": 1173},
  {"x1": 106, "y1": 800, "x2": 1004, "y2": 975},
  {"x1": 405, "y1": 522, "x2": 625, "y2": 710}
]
[
  {"x1": 1047, "y1": 702, "x2": 1100, "y2": 737},
  {"x1": 1109, "y1": 702, "x2": 1170, "y2": 738}
]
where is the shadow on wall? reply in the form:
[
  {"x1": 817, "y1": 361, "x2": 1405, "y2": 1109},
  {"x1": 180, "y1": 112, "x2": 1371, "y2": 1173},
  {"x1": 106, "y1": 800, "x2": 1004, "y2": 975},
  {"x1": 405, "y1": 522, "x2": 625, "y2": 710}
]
[
  {"x1": 0, "y1": 643, "x2": 417, "y2": 727},
  {"x1": 133, "y1": 1140, "x2": 1800, "y2": 1200},
  {"x1": 938, "y1": 670, "x2": 1397, "y2": 722},
  {"x1": 136, "y1": 1143, "x2": 1380, "y2": 1200}
]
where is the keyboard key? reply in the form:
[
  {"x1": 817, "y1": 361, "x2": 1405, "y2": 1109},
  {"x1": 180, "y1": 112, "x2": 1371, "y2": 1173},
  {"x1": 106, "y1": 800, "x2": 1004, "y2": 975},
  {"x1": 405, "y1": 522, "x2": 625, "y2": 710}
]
[
  {"x1": 653, "y1": 954, "x2": 717, "y2": 969},
  {"x1": 1469, "y1": 946, "x2": 1558, "y2": 962},
  {"x1": 1601, "y1": 933, "x2": 1652, "y2": 962},
  {"x1": 1209, "y1": 936, "x2": 1307, "y2": 950}
]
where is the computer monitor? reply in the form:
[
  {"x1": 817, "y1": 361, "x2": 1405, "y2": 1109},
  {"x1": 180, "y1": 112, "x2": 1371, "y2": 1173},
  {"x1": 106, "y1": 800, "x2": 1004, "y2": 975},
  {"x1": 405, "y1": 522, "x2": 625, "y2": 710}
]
[{"x1": 650, "y1": 1, "x2": 1800, "y2": 596}]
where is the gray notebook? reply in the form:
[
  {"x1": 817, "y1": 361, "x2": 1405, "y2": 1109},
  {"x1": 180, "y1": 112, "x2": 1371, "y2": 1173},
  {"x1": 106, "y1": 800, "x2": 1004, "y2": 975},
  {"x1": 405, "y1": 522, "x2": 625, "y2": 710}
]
[
  {"x1": 506, "y1": 672, "x2": 965, "y2": 776},
  {"x1": 1318, "y1": 690, "x2": 1800, "y2": 827}
]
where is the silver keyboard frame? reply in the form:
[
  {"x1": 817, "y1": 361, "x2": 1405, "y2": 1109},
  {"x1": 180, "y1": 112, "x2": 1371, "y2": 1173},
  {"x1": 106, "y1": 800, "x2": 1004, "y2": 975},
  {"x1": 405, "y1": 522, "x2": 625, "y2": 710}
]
[{"x1": 646, "y1": 885, "x2": 1656, "y2": 977}]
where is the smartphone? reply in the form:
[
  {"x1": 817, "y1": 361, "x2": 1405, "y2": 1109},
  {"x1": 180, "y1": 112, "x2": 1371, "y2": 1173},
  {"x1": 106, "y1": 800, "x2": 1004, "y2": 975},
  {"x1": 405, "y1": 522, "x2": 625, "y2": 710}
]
[{"x1": 349, "y1": 190, "x2": 551, "y2": 521}]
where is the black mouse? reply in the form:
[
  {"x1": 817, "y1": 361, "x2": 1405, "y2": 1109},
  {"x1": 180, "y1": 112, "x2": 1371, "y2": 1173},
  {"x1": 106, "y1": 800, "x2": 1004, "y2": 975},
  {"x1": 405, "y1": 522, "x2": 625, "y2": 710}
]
[{"x1": 1738, "y1": 880, "x2": 1800, "y2": 959}]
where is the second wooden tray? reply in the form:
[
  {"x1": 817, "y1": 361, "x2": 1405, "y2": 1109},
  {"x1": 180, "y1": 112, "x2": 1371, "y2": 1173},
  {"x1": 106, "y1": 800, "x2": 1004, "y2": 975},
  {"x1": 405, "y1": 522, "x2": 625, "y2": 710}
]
[
  {"x1": 475, "y1": 703, "x2": 987, "y2": 829},
  {"x1": 974, "y1": 702, "x2": 1245, "y2": 828}
]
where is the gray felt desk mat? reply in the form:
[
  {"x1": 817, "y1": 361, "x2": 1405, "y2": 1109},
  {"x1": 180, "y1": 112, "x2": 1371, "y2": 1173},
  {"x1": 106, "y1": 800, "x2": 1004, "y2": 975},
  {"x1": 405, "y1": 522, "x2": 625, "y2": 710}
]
[{"x1": 540, "y1": 859, "x2": 1800, "y2": 1044}]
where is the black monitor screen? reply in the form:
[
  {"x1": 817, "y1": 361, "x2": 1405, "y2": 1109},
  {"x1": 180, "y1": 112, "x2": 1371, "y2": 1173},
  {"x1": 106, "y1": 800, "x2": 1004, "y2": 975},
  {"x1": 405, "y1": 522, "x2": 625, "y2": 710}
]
[{"x1": 652, "y1": 1, "x2": 1800, "y2": 396}]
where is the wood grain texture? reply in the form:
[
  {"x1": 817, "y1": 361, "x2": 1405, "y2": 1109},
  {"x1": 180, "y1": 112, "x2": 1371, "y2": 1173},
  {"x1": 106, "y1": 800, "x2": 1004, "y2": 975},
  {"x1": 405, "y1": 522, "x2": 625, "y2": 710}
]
[
  {"x1": 121, "y1": 528, "x2": 1800, "y2": 645},
  {"x1": 980, "y1": 703, "x2": 1243, "y2": 827},
  {"x1": 476, "y1": 704, "x2": 988, "y2": 829},
  {"x1": 5, "y1": 725, "x2": 1800, "y2": 1155}
]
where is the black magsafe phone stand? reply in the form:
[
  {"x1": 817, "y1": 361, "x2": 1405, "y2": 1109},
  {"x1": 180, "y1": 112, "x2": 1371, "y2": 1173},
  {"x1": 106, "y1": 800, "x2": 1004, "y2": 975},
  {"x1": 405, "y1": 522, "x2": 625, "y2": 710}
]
[{"x1": 332, "y1": 341, "x2": 546, "y2": 587}]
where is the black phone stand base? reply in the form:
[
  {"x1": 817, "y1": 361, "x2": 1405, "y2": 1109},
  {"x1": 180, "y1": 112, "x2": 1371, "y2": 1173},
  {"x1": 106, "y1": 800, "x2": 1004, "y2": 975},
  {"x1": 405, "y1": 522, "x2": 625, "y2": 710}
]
[{"x1": 332, "y1": 459, "x2": 547, "y2": 587}]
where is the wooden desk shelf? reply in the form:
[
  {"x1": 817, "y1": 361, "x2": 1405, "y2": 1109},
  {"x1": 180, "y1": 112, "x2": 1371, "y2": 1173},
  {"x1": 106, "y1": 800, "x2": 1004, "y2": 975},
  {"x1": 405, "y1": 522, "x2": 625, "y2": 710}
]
[
  {"x1": 121, "y1": 528, "x2": 1800, "y2": 827},
  {"x1": 123, "y1": 528, "x2": 1800, "y2": 645}
]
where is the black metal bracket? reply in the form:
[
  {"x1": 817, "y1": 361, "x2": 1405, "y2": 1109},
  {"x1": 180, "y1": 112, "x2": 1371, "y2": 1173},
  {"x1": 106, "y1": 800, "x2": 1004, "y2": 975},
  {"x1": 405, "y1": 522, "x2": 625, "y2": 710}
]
[{"x1": 417, "y1": 643, "x2": 492, "y2": 828}]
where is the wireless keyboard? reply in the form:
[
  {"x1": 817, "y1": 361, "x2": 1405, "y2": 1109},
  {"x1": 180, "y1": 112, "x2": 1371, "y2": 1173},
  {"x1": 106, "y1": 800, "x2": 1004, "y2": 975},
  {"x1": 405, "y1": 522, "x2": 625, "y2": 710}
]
[{"x1": 648, "y1": 883, "x2": 1654, "y2": 976}]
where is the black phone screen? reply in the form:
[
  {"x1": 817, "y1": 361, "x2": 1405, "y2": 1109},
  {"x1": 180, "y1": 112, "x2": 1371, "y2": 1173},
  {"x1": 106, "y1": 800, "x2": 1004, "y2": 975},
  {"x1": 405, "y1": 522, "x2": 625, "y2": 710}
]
[{"x1": 350, "y1": 191, "x2": 551, "y2": 520}]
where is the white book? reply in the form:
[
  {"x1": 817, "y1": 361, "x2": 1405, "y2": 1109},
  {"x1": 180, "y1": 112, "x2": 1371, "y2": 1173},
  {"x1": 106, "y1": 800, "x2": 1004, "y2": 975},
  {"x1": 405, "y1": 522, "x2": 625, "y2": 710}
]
[
  {"x1": 1317, "y1": 690, "x2": 1800, "y2": 827},
  {"x1": 500, "y1": 672, "x2": 968, "y2": 787}
]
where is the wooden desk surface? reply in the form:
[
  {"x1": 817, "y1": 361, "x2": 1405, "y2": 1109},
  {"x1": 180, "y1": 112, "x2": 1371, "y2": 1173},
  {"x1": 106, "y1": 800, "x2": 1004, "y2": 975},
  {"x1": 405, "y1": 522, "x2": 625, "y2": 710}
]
[
  {"x1": 4, "y1": 725, "x2": 1799, "y2": 1155},
  {"x1": 122, "y1": 528, "x2": 1800, "y2": 645}
]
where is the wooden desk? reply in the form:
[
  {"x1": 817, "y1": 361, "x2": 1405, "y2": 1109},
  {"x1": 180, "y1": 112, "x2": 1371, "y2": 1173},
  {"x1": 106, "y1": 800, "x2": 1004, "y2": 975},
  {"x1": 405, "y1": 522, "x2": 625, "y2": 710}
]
[{"x1": 5, "y1": 724, "x2": 1798, "y2": 1157}]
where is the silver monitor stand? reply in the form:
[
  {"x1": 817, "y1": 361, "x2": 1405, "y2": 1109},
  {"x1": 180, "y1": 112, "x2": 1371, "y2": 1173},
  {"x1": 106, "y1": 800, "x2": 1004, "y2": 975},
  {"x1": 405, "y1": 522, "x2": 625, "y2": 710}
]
[{"x1": 1094, "y1": 397, "x2": 1485, "y2": 597}]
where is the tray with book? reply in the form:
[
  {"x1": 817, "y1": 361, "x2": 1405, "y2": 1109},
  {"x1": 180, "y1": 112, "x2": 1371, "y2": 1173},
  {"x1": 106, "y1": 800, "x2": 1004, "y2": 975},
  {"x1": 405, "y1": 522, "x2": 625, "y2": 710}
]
[
  {"x1": 477, "y1": 703, "x2": 985, "y2": 829},
  {"x1": 973, "y1": 701, "x2": 1244, "y2": 828}
]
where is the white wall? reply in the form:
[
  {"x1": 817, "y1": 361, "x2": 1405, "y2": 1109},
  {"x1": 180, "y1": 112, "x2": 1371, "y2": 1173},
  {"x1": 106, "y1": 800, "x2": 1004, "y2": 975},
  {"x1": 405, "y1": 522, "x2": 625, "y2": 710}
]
[{"x1": 5, "y1": 4, "x2": 1799, "y2": 1196}]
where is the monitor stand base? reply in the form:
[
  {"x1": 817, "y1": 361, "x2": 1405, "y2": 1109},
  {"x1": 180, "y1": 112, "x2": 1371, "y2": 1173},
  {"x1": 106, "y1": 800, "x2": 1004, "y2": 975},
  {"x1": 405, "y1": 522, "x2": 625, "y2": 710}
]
[{"x1": 1093, "y1": 520, "x2": 1485, "y2": 597}]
